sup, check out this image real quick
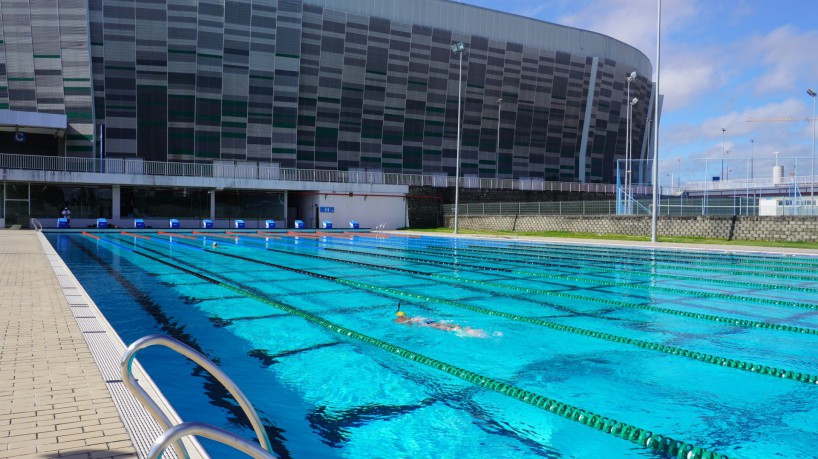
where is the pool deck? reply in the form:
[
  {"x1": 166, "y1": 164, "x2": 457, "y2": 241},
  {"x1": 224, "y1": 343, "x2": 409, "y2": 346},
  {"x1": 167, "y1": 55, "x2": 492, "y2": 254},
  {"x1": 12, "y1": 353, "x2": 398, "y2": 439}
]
[{"x1": 0, "y1": 231, "x2": 139, "y2": 458}]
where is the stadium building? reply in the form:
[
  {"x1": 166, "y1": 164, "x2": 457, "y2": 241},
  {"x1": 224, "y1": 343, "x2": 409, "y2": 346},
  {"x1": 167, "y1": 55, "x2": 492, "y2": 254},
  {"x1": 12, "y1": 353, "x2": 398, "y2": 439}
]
[{"x1": 0, "y1": 0, "x2": 655, "y2": 229}]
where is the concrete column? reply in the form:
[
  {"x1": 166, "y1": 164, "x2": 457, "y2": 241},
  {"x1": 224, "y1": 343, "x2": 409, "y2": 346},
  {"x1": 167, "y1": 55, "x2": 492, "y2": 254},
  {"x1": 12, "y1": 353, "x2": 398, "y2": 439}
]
[
  {"x1": 210, "y1": 189, "x2": 216, "y2": 220},
  {"x1": 578, "y1": 57, "x2": 599, "y2": 183},
  {"x1": 112, "y1": 185, "x2": 120, "y2": 219}
]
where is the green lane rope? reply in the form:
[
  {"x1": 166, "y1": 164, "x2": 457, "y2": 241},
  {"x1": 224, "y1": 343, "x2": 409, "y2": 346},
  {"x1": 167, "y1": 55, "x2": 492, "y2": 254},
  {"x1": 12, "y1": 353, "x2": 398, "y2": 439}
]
[
  {"x1": 349, "y1": 242, "x2": 818, "y2": 294},
  {"x1": 335, "y1": 278, "x2": 818, "y2": 386},
  {"x1": 372, "y1": 242, "x2": 818, "y2": 284},
  {"x1": 134, "y1": 234, "x2": 818, "y2": 386},
  {"x1": 322, "y1": 245, "x2": 818, "y2": 312},
  {"x1": 265, "y1": 246, "x2": 818, "y2": 335},
  {"x1": 100, "y1": 236, "x2": 731, "y2": 459},
  {"x1": 444, "y1": 240, "x2": 818, "y2": 271}
]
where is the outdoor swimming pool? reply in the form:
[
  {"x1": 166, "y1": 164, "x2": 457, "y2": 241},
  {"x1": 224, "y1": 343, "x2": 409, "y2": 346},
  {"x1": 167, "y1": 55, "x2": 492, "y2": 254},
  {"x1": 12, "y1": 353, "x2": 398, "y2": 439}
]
[{"x1": 47, "y1": 231, "x2": 818, "y2": 458}]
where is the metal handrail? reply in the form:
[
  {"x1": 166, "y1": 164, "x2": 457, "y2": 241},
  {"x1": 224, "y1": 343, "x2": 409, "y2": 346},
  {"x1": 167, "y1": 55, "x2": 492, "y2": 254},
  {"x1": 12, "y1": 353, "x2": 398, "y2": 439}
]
[
  {"x1": 30, "y1": 218, "x2": 42, "y2": 231},
  {"x1": 121, "y1": 335, "x2": 273, "y2": 458},
  {"x1": 148, "y1": 422, "x2": 276, "y2": 459},
  {"x1": 0, "y1": 152, "x2": 620, "y2": 193}
]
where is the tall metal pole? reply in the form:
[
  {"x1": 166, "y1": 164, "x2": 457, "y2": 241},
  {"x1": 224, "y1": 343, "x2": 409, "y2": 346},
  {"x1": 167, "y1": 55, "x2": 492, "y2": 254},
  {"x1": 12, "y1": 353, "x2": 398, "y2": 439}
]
[
  {"x1": 750, "y1": 139, "x2": 754, "y2": 180},
  {"x1": 452, "y1": 42, "x2": 465, "y2": 234},
  {"x1": 496, "y1": 98, "x2": 502, "y2": 180},
  {"x1": 626, "y1": 80, "x2": 631, "y2": 213},
  {"x1": 721, "y1": 128, "x2": 726, "y2": 180},
  {"x1": 650, "y1": 0, "x2": 661, "y2": 242},
  {"x1": 808, "y1": 89, "x2": 816, "y2": 200}
]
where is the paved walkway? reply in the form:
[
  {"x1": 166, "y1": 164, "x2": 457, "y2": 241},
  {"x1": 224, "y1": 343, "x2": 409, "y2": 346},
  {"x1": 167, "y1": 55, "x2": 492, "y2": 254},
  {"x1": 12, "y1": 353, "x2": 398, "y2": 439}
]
[{"x1": 0, "y1": 231, "x2": 138, "y2": 458}]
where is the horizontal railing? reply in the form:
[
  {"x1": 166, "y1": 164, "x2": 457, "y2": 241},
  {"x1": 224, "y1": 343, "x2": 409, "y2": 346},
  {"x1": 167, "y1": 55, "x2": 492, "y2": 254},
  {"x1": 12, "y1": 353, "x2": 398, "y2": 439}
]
[
  {"x1": 443, "y1": 197, "x2": 765, "y2": 217},
  {"x1": 0, "y1": 152, "x2": 622, "y2": 193}
]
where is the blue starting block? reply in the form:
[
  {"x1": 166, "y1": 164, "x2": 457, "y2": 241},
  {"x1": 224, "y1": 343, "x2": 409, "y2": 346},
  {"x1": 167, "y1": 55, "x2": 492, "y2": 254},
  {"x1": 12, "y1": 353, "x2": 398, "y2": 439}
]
[
  {"x1": 349, "y1": 220, "x2": 359, "y2": 229},
  {"x1": 57, "y1": 218, "x2": 69, "y2": 228},
  {"x1": 134, "y1": 219, "x2": 145, "y2": 229},
  {"x1": 96, "y1": 218, "x2": 107, "y2": 229},
  {"x1": 202, "y1": 219, "x2": 213, "y2": 229},
  {"x1": 235, "y1": 220, "x2": 245, "y2": 229},
  {"x1": 322, "y1": 220, "x2": 333, "y2": 229},
  {"x1": 169, "y1": 219, "x2": 180, "y2": 229},
  {"x1": 294, "y1": 220, "x2": 305, "y2": 229},
  {"x1": 265, "y1": 220, "x2": 276, "y2": 229}
]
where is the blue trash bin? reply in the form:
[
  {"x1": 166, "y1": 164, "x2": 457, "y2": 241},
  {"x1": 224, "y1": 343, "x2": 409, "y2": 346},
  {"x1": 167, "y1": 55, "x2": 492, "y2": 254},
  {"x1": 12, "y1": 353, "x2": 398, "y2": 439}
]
[
  {"x1": 169, "y1": 219, "x2": 180, "y2": 229},
  {"x1": 322, "y1": 220, "x2": 333, "y2": 229},
  {"x1": 202, "y1": 219, "x2": 213, "y2": 229},
  {"x1": 134, "y1": 219, "x2": 145, "y2": 229},
  {"x1": 96, "y1": 218, "x2": 108, "y2": 229},
  {"x1": 57, "y1": 218, "x2": 69, "y2": 228},
  {"x1": 294, "y1": 220, "x2": 305, "y2": 229},
  {"x1": 349, "y1": 220, "x2": 359, "y2": 229},
  {"x1": 265, "y1": 220, "x2": 276, "y2": 229},
  {"x1": 234, "y1": 220, "x2": 245, "y2": 229}
]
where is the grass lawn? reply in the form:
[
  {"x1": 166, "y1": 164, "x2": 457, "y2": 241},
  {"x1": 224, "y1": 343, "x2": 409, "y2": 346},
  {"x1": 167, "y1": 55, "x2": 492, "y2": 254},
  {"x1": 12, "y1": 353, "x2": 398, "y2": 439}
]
[{"x1": 402, "y1": 227, "x2": 818, "y2": 250}]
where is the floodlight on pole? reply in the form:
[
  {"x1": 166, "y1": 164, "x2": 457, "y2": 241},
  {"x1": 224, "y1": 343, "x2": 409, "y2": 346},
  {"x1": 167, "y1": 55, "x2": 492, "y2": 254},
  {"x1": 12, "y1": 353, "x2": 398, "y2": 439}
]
[
  {"x1": 451, "y1": 42, "x2": 465, "y2": 234},
  {"x1": 625, "y1": 71, "x2": 637, "y2": 214},
  {"x1": 808, "y1": 88, "x2": 816, "y2": 200}
]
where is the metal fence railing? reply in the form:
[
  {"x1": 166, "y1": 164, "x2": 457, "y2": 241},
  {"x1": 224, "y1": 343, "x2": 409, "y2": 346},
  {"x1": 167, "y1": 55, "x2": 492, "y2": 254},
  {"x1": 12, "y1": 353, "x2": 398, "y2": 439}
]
[
  {"x1": 442, "y1": 197, "x2": 763, "y2": 217},
  {"x1": 0, "y1": 152, "x2": 625, "y2": 193}
]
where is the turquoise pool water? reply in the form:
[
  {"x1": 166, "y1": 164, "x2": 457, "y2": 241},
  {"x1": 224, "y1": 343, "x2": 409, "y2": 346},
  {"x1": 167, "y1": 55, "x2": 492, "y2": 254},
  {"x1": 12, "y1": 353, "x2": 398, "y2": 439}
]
[{"x1": 47, "y1": 231, "x2": 818, "y2": 458}]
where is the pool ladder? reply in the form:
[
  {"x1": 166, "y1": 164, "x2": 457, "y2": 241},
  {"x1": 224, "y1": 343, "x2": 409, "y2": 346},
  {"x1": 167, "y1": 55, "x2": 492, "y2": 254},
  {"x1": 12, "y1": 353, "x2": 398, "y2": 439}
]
[{"x1": 121, "y1": 334, "x2": 277, "y2": 459}]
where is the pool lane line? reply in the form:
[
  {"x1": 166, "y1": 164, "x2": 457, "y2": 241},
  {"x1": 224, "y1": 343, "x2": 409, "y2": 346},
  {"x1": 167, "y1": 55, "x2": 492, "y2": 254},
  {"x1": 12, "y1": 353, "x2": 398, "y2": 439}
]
[
  {"x1": 442, "y1": 239, "x2": 818, "y2": 270},
  {"x1": 318, "y1": 245, "x2": 818, "y2": 312},
  {"x1": 98, "y1": 237, "x2": 731, "y2": 459},
  {"x1": 255, "y1": 245, "x2": 818, "y2": 335},
  {"x1": 386, "y1": 233, "x2": 818, "y2": 267},
  {"x1": 179, "y1": 231, "x2": 818, "y2": 333},
  {"x1": 344, "y1": 241, "x2": 818, "y2": 294},
  {"x1": 122, "y1": 235, "x2": 818, "y2": 386},
  {"x1": 370, "y1": 242, "x2": 818, "y2": 283}
]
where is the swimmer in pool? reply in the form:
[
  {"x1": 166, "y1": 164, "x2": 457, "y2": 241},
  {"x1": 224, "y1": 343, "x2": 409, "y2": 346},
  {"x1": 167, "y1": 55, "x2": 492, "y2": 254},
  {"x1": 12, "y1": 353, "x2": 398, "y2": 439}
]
[
  {"x1": 393, "y1": 303, "x2": 497, "y2": 338},
  {"x1": 211, "y1": 241, "x2": 219, "y2": 249}
]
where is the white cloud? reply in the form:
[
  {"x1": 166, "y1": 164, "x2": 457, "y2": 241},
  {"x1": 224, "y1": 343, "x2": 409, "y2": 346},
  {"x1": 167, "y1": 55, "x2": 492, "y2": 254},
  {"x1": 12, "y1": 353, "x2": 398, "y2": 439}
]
[
  {"x1": 557, "y1": 0, "x2": 701, "y2": 60},
  {"x1": 741, "y1": 26, "x2": 818, "y2": 94}
]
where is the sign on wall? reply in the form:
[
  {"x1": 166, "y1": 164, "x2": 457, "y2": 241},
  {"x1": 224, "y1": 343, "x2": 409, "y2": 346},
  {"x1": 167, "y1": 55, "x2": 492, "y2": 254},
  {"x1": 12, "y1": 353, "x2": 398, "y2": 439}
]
[{"x1": 319, "y1": 207, "x2": 334, "y2": 213}]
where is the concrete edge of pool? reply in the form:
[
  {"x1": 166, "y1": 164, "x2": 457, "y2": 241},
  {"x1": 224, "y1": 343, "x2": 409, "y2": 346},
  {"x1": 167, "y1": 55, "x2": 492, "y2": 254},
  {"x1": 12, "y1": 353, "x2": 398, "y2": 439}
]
[{"x1": 0, "y1": 230, "x2": 207, "y2": 459}]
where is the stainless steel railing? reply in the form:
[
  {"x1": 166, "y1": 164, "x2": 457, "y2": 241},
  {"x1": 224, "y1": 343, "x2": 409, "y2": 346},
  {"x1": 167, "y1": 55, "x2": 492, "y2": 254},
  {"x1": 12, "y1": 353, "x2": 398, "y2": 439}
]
[
  {"x1": 121, "y1": 334, "x2": 273, "y2": 459},
  {"x1": 0, "y1": 152, "x2": 621, "y2": 193}
]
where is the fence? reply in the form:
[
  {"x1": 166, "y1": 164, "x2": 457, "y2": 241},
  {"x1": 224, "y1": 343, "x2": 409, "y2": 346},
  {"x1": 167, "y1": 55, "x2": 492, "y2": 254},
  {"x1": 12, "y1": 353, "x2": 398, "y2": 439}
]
[
  {"x1": 443, "y1": 196, "x2": 761, "y2": 217},
  {"x1": 0, "y1": 152, "x2": 622, "y2": 193}
]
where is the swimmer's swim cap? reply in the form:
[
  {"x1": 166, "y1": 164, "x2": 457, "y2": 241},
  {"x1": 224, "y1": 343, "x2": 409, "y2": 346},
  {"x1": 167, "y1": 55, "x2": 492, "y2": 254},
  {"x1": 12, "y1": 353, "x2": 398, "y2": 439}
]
[{"x1": 396, "y1": 311, "x2": 406, "y2": 317}]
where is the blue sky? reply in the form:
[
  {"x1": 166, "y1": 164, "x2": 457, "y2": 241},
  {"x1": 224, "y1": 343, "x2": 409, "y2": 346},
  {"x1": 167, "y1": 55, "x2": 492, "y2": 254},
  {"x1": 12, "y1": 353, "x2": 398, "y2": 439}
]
[{"x1": 457, "y1": 0, "x2": 818, "y2": 185}]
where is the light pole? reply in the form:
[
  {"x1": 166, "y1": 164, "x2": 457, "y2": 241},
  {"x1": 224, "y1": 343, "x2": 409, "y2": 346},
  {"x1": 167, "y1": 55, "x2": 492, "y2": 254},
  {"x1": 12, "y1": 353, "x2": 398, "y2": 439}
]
[
  {"x1": 750, "y1": 139, "x2": 755, "y2": 180},
  {"x1": 625, "y1": 71, "x2": 637, "y2": 213},
  {"x1": 808, "y1": 88, "x2": 816, "y2": 200},
  {"x1": 721, "y1": 128, "x2": 726, "y2": 180},
  {"x1": 496, "y1": 98, "x2": 502, "y2": 180},
  {"x1": 650, "y1": 0, "x2": 661, "y2": 242},
  {"x1": 451, "y1": 41, "x2": 465, "y2": 234}
]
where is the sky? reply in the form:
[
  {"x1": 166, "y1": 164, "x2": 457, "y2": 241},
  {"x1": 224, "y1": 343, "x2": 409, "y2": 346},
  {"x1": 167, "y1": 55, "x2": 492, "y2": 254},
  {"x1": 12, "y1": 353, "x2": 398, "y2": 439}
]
[{"x1": 457, "y1": 0, "x2": 818, "y2": 186}]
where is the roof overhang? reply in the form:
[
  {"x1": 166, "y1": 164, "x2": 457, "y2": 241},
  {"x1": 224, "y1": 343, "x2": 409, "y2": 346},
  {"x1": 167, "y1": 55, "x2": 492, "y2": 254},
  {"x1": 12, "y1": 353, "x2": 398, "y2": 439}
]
[{"x1": 0, "y1": 109, "x2": 68, "y2": 136}]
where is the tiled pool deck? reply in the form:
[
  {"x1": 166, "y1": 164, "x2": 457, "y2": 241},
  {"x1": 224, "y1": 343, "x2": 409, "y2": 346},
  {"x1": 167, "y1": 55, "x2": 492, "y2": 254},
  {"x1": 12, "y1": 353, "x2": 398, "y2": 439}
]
[
  {"x1": 2, "y1": 229, "x2": 817, "y2": 458},
  {"x1": 0, "y1": 231, "x2": 138, "y2": 458}
]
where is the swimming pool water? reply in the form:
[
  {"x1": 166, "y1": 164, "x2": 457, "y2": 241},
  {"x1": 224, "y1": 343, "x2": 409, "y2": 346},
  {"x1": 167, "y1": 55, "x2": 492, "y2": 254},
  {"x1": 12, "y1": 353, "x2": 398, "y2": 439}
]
[{"x1": 48, "y1": 231, "x2": 818, "y2": 458}]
